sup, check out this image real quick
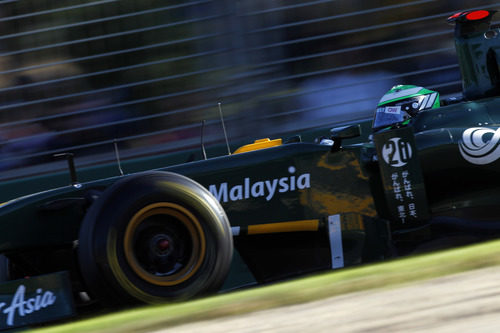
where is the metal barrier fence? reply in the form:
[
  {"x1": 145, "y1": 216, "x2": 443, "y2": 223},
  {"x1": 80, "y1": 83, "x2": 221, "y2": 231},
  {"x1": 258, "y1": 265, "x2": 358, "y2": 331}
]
[{"x1": 0, "y1": 0, "x2": 498, "y2": 178}]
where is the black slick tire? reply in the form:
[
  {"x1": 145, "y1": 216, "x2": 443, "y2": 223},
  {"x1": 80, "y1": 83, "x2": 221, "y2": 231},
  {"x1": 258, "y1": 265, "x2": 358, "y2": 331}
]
[{"x1": 78, "y1": 171, "x2": 233, "y2": 305}]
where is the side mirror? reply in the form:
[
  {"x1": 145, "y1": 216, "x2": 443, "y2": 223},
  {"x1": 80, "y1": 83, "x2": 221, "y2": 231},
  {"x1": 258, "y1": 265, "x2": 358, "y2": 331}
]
[
  {"x1": 329, "y1": 124, "x2": 361, "y2": 151},
  {"x1": 330, "y1": 124, "x2": 361, "y2": 139}
]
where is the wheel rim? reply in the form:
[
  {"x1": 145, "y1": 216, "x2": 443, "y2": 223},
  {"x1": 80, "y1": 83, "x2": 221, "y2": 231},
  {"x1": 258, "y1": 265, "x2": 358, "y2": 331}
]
[{"x1": 124, "y1": 203, "x2": 206, "y2": 286}]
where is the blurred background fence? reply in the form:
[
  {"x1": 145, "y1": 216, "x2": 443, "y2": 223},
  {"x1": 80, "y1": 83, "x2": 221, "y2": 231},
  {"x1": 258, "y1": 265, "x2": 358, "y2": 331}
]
[{"x1": 0, "y1": 0, "x2": 498, "y2": 179}]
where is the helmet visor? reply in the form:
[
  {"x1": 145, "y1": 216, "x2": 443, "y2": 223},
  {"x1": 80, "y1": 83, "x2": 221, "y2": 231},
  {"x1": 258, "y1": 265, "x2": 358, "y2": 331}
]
[{"x1": 372, "y1": 95, "x2": 428, "y2": 130}]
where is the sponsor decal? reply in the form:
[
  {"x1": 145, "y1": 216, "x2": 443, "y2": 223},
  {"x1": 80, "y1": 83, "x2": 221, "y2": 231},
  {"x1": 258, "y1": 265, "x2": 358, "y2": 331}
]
[
  {"x1": 384, "y1": 106, "x2": 401, "y2": 114},
  {"x1": 0, "y1": 272, "x2": 74, "y2": 329},
  {"x1": 0, "y1": 285, "x2": 56, "y2": 327},
  {"x1": 381, "y1": 137, "x2": 413, "y2": 167},
  {"x1": 459, "y1": 127, "x2": 500, "y2": 165},
  {"x1": 209, "y1": 166, "x2": 310, "y2": 203}
]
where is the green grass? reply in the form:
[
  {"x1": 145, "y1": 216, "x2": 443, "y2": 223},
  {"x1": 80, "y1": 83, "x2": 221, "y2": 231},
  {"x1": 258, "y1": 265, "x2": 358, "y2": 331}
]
[{"x1": 32, "y1": 238, "x2": 500, "y2": 333}]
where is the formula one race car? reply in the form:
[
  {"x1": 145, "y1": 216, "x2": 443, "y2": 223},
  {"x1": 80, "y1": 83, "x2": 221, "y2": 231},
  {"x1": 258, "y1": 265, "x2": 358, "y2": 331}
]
[{"x1": 0, "y1": 9, "x2": 498, "y2": 330}]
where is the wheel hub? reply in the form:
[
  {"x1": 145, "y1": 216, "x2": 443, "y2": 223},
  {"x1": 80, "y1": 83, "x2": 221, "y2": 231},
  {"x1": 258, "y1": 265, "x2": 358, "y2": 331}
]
[
  {"x1": 150, "y1": 234, "x2": 173, "y2": 256},
  {"x1": 124, "y1": 202, "x2": 206, "y2": 286},
  {"x1": 157, "y1": 239, "x2": 170, "y2": 251}
]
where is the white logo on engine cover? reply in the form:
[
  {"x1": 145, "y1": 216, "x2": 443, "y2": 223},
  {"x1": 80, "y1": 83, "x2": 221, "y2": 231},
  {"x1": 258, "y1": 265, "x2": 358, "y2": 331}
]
[{"x1": 459, "y1": 127, "x2": 500, "y2": 165}]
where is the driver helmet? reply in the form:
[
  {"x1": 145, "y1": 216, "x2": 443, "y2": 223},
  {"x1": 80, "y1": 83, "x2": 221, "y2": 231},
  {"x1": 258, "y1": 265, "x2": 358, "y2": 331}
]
[{"x1": 373, "y1": 85, "x2": 440, "y2": 130}]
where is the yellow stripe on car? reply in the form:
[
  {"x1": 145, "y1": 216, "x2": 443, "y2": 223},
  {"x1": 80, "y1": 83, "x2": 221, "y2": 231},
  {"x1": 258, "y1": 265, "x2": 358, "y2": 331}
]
[{"x1": 247, "y1": 219, "x2": 319, "y2": 235}]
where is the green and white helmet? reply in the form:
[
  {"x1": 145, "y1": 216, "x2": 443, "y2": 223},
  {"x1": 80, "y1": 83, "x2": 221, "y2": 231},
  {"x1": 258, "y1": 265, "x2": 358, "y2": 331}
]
[{"x1": 373, "y1": 85, "x2": 440, "y2": 130}]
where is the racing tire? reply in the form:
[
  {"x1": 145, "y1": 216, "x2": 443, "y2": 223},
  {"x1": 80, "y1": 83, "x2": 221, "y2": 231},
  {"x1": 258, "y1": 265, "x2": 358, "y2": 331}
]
[{"x1": 78, "y1": 171, "x2": 233, "y2": 305}]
